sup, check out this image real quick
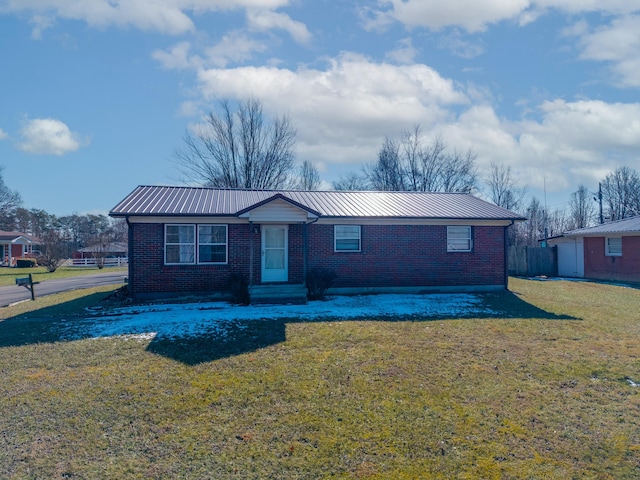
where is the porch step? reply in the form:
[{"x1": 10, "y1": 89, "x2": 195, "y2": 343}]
[{"x1": 249, "y1": 284, "x2": 308, "y2": 305}]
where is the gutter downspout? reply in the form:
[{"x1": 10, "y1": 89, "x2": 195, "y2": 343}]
[
  {"x1": 126, "y1": 217, "x2": 133, "y2": 297},
  {"x1": 504, "y1": 221, "x2": 513, "y2": 290},
  {"x1": 249, "y1": 221, "x2": 254, "y2": 287},
  {"x1": 303, "y1": 217, "x2": 319, "y2": 288}
]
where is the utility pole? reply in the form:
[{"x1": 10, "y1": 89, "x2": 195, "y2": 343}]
[{"x1": 598, "y1": 182, "x2": 604, "y2": 224}]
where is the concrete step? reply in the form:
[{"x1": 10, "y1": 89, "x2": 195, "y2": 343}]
[{"x1": 249, "y1": 284, "x2": 307, "y2": 305}]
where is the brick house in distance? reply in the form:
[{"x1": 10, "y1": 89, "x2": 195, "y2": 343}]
[
  {"x1": 110, "y1": 186, "x2": 525, "y2": 302},
  {"x1": 0, "y1": 231, "x2": 40, "y2": 267},
  {"x1": 549, "y1": 216, "x2": 640, "y2": 283}
]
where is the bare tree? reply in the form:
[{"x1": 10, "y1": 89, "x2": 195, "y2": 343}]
[
  {"x1": 567, "y1": 185, "x2": 596, "y2": 230},
  {"x1": 600, "y1": 166, "x2": 640, "y2": 221},
  {"x1": 332, "y1": 172, "x2": 369, "y2": 191},
  {"x1": 0, "y1": 166, "x2": 21, "y2": 229},
  {"x1": 486, "y1": 162, "x2": 527, "y2": 211},
  {"x1": 546, "y1": 208, "x2": 569, "y2": 238},
  {"x1": 293, "y1": 160, "x2": 320, "y2": 190},
  {"x1": 176, "y1": 97, "x2": 297, "y2": 189},
  {"x1": 364, "y1": 127, "x2": 477, "y2": 193},
  {"x1": 366, "y1": 136, "x2": 405, "y2": 191},
  {"x1": 36, "y1": 230, "x2": 67, "y2": 273}
]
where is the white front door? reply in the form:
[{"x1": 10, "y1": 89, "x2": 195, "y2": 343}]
[{"x1": 261, "y1": 225, "x2": 288, "y2": 282}]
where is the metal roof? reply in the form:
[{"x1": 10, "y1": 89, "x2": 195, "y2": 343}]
[
  {"x1": 0, "y1": 230, "x2": 39, "y2": 243},
  {"x1": 110, "y1": 185, "x2": 525, "y2": 221},
  {"x1": 565, "y1": 216, "x2": 640, "y2": 236}
]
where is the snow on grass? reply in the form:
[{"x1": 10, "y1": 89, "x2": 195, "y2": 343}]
[{"x1": 73, "y1": 293, "x2": 495, "y2": 340}]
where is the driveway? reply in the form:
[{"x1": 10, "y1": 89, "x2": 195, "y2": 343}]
[{"x1": 0, "y1": 271, "x2": 127, "y2": 307}]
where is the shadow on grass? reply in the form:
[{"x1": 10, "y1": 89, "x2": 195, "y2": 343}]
[
  {"x1": 146, "y1": 319, "x2": 287, "y2": 365},
  {"x1": 482, "y1": 290, "x2": 577, "y2": 321},
  {"x1": 0, "y1": 292, "x2": 112, "y2": 348},
  {"x1": 0, "y1": 290, "x2": 577, "y2": 365}
]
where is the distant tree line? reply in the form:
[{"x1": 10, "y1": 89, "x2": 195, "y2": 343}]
[{"x1": 0, "y1": 167, "x2": 127, "y2": 266}]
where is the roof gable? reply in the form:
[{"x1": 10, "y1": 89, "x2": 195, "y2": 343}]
[
  {"x1": 0, "y1": 230, "x2": 39, "y2": 244},
  {"x1": 237, "y1": 194, "x2": 320, "y2": 222}
]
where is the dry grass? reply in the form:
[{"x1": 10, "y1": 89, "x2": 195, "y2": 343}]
[{"x1": 0, "y1": 278, "x2": 638, "y2": 479}]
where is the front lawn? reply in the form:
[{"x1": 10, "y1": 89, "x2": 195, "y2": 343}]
[{"x1": 0, "y1": 278, "x2": 638, "y2": 478}]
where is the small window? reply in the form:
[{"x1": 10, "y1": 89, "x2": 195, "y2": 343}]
[
  {"x1": 447, "y1": 226, "x2": 472, "y2": 252},
  {"x1": 165, "y1": 224, "x2": 195, "y2": 264},
  {"x1": 335, "y1": 225, "x2": 361, "y2": 252},
  {"x1": 198, "y1": 225, "x2": 227, "y2": 264},
  {"x1": 605, "y1": 237, "x2": 622, "y2": 256}
]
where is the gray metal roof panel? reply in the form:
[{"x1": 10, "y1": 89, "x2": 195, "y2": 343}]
[
  {"x1": 565, "y1": 216, "x2": 640, "y2": 236},
  {"x1": 110, "y1": 185, "x2": 525, "y2": 220}
]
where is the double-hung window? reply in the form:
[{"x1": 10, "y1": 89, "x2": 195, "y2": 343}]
[
  {"x1": 165, "y1": 224, "x2": 228, "y2": 264},
  {"x1": 447, "y1": 226, "x2": 472, "y2": 252},
  {"x1": 605, "y1": 237, "x2": 622, "y2": 256},
  {"x1": 198, "y1": 225, "x2": 227, "y2": 263},
  {"x1": 165, "y1": 224, "x2": 195, "y2": 264},
  {"x1": 335, "y1": 225, "x2": 361, "y2": 252}
]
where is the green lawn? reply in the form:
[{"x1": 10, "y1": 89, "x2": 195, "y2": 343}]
[
  {"x1": 0, "y1": 265, "x2": 127, "y2": 287},
  {"x1": 0, "y1": 278, "x2": 638, "y2": 479}
]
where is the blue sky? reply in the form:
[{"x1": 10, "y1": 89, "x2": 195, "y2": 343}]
[{"x1": 1, "y1": 1, "x2": 639, "y2": 216}]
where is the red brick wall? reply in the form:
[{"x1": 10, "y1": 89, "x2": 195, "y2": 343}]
[
  {"x1": 129, "y1": 223, "x2": 306, "y2": 296},
  {"x1": 583, "y1": 236, "x2": 640, "y2": 282},
  {"x1": 307, "y1": 224, "x2": 505, "y2": 288},
  {"x1": 129, "y1": 222, "x2": 506, "y2": 297}
]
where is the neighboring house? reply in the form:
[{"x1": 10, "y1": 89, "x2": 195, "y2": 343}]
[
  {"x1": 110, "y1": 186, "x2": 525, "y2": 302},
  {"x1": 75, "y1": 242, "x2": 128, "y2": 259},
  {"x1": 0, "y1": 231, "x2": 40, "y2": 266},
  {"x1": 549, "y1": 216, "x2": 640, "y2": 283}
]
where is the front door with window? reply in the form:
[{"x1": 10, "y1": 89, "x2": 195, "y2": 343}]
[{"x1": 261, "y1": 225, "x2": 288, "y2": 282}]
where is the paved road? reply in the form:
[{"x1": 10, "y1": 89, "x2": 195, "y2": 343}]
[{"x1": 0, "y1": 271, "x2": 127, "y2": 307}]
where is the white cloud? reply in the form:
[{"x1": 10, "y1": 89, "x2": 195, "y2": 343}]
[
  {"x1": 385, "y1": 38, "x2": 419, "y2": 64},
  {"x1": 195, "y1": 52, "x2": 468, "y2": 164},
  {"x1": 152, "y1": 41, "x2": 197, "y2": 70},
  {"x1": 534, "y1": 0, "x2": 640, "y2": 16},
  {"x1": 3, "y1": 0, "x2": 292, "y2": 36},
  {"x1": 204, "y1": 32, "x2": 269, "y2": 68},
  {"x1": 573, "y1": 15, "x2": 640, "y2": 87},
  {"x1": 18, "y1": 118, "x2": 86, "y2": 156},
  {"x1": 366, "y1": 0, "x2": 530, "y2": 32},
  {"x1": 246, "y1": 9, "x2": 311, "y2": 44},
  {"x1": 367, "y1": 0, "x2": 640, "y2": 33},
  {"x1": 28, "y1": 14, "x2": 55, "y2": 39},
  {"x1": 437, "y1": 30, "x2": 485, "y2": 58},
  {"x1": 0, "y1": 128, "x2": 8, "y2": 140},
  {"x1": 153, "y1": 33, "x2": 269, "y2": 70}
]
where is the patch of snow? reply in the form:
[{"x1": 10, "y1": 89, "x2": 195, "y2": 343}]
[{"x1": 66, "y1": 293, "x2": 496, "y2": 340}]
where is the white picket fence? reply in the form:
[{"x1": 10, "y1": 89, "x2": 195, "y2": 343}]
[{"x1": 65, "y1": 257, "x2": 128, "y2": 267}]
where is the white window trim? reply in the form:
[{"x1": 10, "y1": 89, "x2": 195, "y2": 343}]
[
  {"x1": 165, "y1": 224, "x2": 196, "y2": 265},
  {"x1": 447, "y1": 226, "x2": 473, "y2": 252},
  {"x1": 605, "y1": 236, "x2": 622, "y2": 256},
  {"x1": 334, "y1": 225, "x2": 361, "y2": 252},
  {"x1": 197, "y1": 224, "x2": 228, "y2": 265}
]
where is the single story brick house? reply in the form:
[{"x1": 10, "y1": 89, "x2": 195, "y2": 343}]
[
  {"x1": 0, "y1": 231, "x2": 40, "y2": 267},
  {"x1": 548, "y1": 216, "x2": 640, "y2": 283},
  {"x1": 110, "y1": 186, "x2": 525, "y2": 302}
]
